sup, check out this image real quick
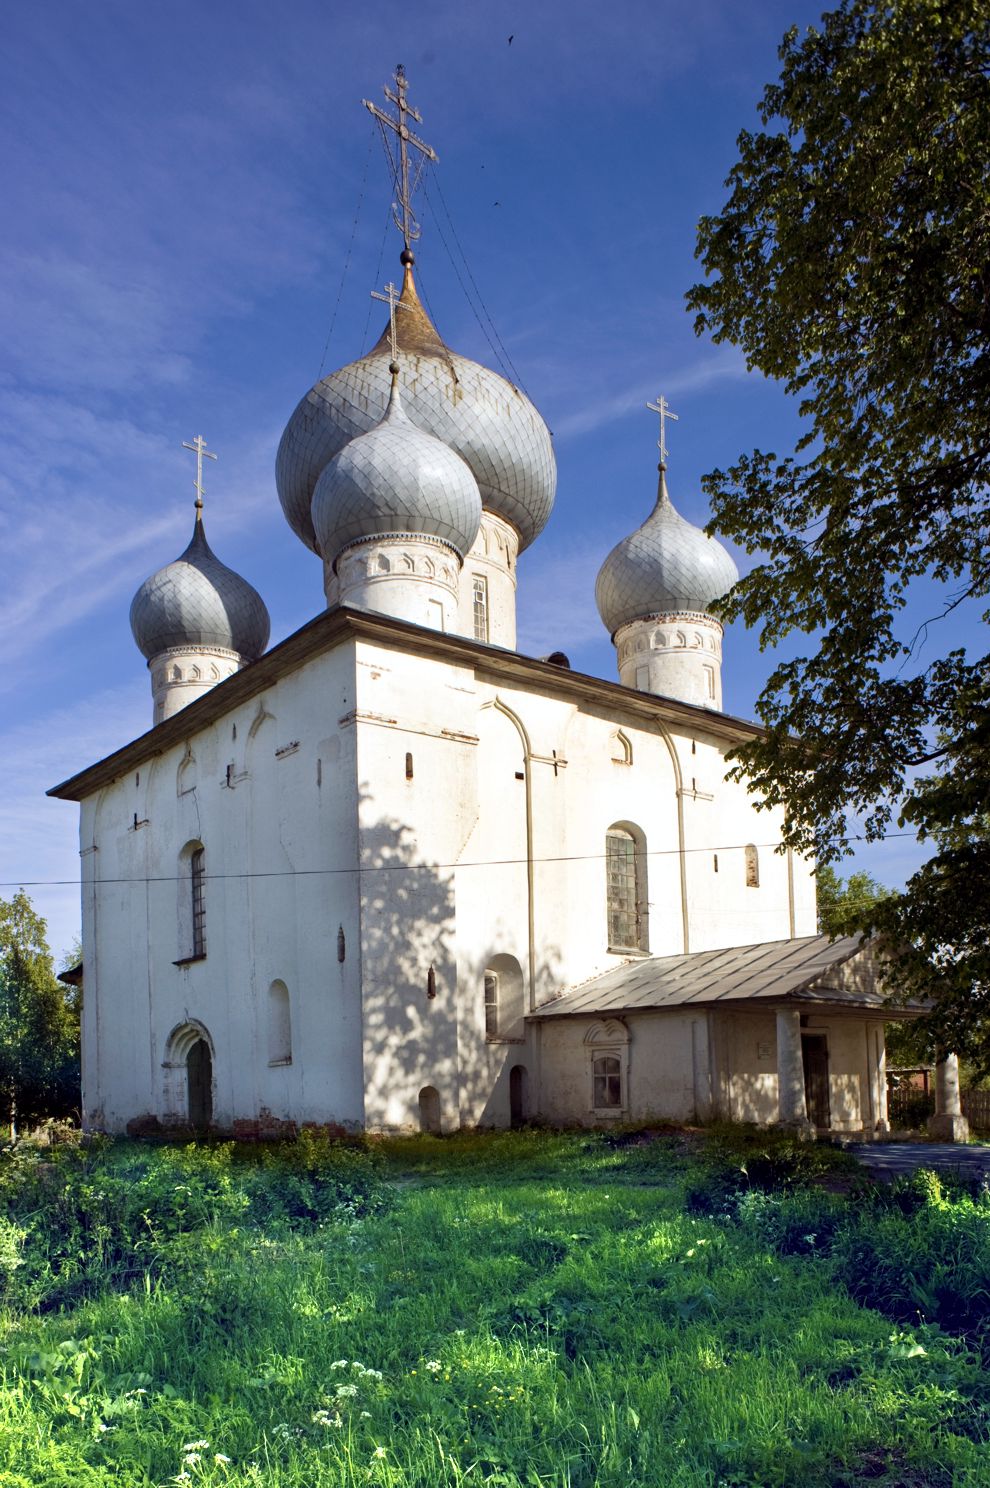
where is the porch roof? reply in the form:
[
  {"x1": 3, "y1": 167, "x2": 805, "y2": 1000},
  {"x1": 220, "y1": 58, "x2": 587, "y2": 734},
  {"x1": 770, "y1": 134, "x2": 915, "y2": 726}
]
[{"x1": 530, "y1": 935, "x2": 913, "y2": 1020}]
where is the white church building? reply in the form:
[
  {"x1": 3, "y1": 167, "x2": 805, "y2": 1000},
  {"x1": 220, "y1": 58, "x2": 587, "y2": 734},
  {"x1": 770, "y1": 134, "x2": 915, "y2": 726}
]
[{"x1": 49, "y1": 71, "x2": 906, "y2": 1142}]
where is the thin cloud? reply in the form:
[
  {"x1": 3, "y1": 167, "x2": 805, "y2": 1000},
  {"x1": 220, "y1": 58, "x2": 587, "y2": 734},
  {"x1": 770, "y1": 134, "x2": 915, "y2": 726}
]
[{"x1": 552, "y1": 348, "x2": 751, "y2": 442}]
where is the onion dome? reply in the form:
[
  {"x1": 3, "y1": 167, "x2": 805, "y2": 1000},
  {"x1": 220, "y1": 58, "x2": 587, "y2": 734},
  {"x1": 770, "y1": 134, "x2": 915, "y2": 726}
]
[
  {"x1": 277, "y1": 260, "x2": 555, "y2": 554},
  {"x1": 595, "y1": 467, "x2": 739, "y2": 637},
  {"x1": 130, "y1": 508, "x2": 270, "y2": 660},
  {"x1": 312, "y1": 364, "x2": 482, "y2": 568}
]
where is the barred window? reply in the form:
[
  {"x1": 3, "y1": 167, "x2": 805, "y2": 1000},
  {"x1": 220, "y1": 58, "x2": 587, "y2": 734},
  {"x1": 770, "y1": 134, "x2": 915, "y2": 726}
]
[
  {"x1": 472, "y1": 575, "x2": 489, "y2": 642},
  {"x1": 606, "y1": 827, "x2": 647, "y2": 951},
  {"x1": 484, "y1": 973, "x2": 499, "y2": 1037},
  {"x1": 190, "y1": 848, "x2": 206, "y2": 958}
]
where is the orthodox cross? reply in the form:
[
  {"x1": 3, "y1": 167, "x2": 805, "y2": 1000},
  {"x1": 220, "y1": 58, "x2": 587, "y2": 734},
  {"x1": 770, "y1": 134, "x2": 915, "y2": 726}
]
[
  {"x1": 363, "y1": 64, "x2": 438, "y2": 252},
  {"x1": 647, "y1": 395, "x2": 679, "y2": 466},
  {"x1": 370, "y1": 280, "x2": 413, "y2": 362},
  {"x1": 182, "y1": 434, "x2": 217, "y2": 513}
]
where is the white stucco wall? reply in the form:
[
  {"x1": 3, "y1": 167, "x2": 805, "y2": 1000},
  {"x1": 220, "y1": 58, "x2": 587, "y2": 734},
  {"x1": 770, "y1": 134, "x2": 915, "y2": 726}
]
[
  {"x1": 81, "y1": 643, "x2": 365, "y2": 1133},
  {"x1": 77, "y1": 621, "x2": 821, "y2": 1134}
]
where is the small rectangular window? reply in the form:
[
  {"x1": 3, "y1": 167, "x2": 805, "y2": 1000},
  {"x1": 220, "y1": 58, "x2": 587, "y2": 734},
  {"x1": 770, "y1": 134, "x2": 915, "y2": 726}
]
[
  {"x1": 191, "y1": 848, "x2": 206, "y2": 958},
  {"x1": 472, "y1": 575, "x2": 489, "y2": 642},
  {"x1": 484, "y1": 973, "x2": 499, "y2": 1037},
  {"x1": 593, "y1": 1053, "x2": 622, "y2": 1108}
]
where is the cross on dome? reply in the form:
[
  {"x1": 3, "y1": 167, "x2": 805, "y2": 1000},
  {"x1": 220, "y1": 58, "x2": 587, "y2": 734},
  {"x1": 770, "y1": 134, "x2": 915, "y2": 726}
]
[
  {"x1": 370, "y1": 280, "x2": 413, "y2": 364},
  {"x1": 646, "y1": 395, "x2": 679, "y2": 467},
  {"x1": 363, "y1": 64, "x2": 438, "y2": 253},
  {"x1": 182, "y1": 434, "x2": 217, "y2": 516}
]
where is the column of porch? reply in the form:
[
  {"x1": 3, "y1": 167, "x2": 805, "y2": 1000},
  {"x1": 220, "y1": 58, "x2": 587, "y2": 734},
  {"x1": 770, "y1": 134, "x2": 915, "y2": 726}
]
[
  {"x1": 775, "y1": 1007, "x2": 814, "y2": 1136},
  {"x1": 928, "y1": 1051, "x2": 969, "y2": 1142}
]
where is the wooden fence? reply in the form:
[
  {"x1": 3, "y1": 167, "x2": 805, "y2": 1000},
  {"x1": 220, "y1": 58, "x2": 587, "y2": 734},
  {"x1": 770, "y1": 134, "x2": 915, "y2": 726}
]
[{"x1": 886, "y1": 1084, "x2": 990, "y2": 1131}]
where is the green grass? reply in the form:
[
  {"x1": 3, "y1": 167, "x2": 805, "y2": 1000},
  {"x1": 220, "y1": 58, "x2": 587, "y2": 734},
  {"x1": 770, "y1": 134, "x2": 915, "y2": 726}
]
[{"x1": 0, "y1": 1129, "x2": 987, "y2": 1486}]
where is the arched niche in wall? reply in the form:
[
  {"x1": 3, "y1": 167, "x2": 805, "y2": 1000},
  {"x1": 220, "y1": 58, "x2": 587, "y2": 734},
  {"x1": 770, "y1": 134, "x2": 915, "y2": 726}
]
[
  {"x1": 177, "y1": 747, "x2": 197, "y2": 798},
  {"x1": 267, "y1": 979, "x2": 292, "y2": 1065},
  {"x1": 483, "y1": 953, "x2": 525, "y2": 1041}
]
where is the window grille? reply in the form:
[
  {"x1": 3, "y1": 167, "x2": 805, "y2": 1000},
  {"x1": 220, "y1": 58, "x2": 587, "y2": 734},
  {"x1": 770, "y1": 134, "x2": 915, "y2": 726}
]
[
  {"x1": 593, "y1": 1054, "x2": 622, "y2": 1108},
  {"x1": 484, "y1": 973, "x2": 499, "y2": 1037},
  {"x1": 190, "y1": 848, "x2": 206, "y2": 957},
  {"x1": 606, "y1": 829, "x2": 641, "y2": 949},
  {"x1": 472, "y1": 576, "x2": 489, "y2": 642}
]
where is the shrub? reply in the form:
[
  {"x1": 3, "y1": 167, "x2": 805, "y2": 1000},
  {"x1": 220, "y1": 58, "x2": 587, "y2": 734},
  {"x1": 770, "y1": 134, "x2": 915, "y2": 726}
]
[{"x1": 0, "y1": 1134, "x2": 390, "y2": 1312}]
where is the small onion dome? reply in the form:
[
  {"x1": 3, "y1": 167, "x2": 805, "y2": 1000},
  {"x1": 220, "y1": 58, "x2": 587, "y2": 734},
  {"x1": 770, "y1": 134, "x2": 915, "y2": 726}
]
[
  {"x1": 129, "y1": 512, "x2": 270, "y2": 660},
  {"x1": 277, "y1": 261, "x2": 555, "y2": 554},
  {"x1": 595, "y1": 468, "x2": 739, "y2": 637},
  {"x1": 312, "y1": 367, "x2": 483, "y2": 569}
]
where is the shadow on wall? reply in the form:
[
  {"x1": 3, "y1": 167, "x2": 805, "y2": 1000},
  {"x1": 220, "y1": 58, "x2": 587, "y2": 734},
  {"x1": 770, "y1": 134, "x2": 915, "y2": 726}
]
[{"x1": 356, "y1": 788, "x2": 460, "y2": 1133}]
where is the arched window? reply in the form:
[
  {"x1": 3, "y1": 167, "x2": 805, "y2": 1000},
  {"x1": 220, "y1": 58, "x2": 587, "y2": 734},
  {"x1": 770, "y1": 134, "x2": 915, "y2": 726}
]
[
  {"x1": 177, "y1": 841, "x2": 206, "y2": 961},
  {"x1": 267, "y1": 980, "x2": 291, "y2": 1065},
  {"x1": 606, "y1": 825, "x2": 648, "y2": 952},
  {"x1": 745, "y1": 843, "x2": 760, "y2": 888},
  {"x1": 483, "y1": 954, "x2": 525, "y2": 1041}
]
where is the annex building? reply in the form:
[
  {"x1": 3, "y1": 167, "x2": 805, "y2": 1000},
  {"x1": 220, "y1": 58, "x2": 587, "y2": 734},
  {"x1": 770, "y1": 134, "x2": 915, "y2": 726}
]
[{"x1": 49, "y1": 71, "x2": 904, "y2": 1142}]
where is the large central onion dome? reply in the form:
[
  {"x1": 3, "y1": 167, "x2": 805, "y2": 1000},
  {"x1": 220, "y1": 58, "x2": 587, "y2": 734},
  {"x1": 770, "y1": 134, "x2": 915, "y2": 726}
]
[
  {"x1": 312, "y1": 367, "x2": 482, "y2": 567},
  {"x1": 595, "y1": 468, "x2": 739, "y2": 637},
  {"x1": 277, "y1": 261, "x2": 556, "y2": 555},
  {"x1": 130, "y1": 510, "x2": 270, "y2": 660}
]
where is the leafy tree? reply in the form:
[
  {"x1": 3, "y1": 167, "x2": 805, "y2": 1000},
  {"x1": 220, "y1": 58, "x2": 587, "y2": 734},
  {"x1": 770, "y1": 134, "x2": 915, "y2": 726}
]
[
  {"x1": 815, "y1": 865, "x2": 889, "y2": 937},
  {"x1": 0, "y1": 892, "x2": 80, "y2": 1135},
  {"x1": 689, "y1": 0, "x2": 990, "y2": 1053}
]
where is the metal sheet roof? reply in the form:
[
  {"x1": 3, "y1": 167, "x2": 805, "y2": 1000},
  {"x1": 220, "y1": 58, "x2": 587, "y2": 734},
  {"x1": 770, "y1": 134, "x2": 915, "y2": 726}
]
[{"x1": 531, "y1": 935, "x2": 893, "y2": 1019}]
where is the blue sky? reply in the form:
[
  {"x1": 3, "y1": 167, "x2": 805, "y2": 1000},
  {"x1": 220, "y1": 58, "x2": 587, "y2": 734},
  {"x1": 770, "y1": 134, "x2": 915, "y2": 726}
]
[{"x1": 0, "y1": 0, "x2": 958, "y2": 960}]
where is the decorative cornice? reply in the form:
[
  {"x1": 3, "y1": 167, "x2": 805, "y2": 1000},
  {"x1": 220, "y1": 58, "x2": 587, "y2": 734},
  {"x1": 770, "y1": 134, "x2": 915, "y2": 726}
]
[{"x1": 49, "y1": 606, "x2": 764, "y2": 801}]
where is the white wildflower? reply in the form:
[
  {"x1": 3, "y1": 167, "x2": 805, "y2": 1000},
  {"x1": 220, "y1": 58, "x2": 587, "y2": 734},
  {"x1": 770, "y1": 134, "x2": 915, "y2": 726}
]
[
  {"x1": 182, "y1": 1441, "x2": 210, "y2": 1452},
  {"x1": 335, "y1": 1382, "x2": 359, "y2": 1398},
  {"x1": 214, "y1": 1455, "x2": 232, "y2": 1465},
  {"x1": 425, "y1": 1360, "x2": 442, "y2": 1373}
]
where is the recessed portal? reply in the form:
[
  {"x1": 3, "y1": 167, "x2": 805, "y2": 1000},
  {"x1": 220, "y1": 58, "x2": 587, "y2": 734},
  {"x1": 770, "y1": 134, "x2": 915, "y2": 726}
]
[
  {"x1": 509, "y1": 1064, "x2": 528, "y2": 1128},
  {"x1": 418, "y1": 1085, "x2": 441, "y2": 1134},
  {"x1": 187, "y1": 1038, "x2": 213, "y2": 1129}
]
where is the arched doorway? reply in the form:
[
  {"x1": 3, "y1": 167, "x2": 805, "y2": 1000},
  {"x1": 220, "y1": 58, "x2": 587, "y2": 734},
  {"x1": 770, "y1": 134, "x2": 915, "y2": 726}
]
[
  {"x1": 163, "y1": 1021, "x2": 215, "y2": 1130},
  {"x1": 509, "y1": 1065, "x2": 528, "y2": 1128},
  {"x1": 418, "y1": 1086, "x2": 441, "y2": 1135},
  {"x1": 187, "y1": 1038, "x2": 213, "y2": 1129}
]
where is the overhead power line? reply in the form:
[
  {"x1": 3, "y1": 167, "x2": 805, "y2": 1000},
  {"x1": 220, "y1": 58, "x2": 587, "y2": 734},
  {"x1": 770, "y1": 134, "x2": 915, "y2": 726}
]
[{"x1": 0, "y1": 829, "x2": 923, "y2": 890}]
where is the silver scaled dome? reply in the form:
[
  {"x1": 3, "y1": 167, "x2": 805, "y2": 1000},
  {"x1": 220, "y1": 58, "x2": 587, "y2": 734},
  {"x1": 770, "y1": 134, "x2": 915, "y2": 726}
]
[
  {"x1": 277, "y1": 263, "x2": 555, "y2": 554},
  {"x1": 312, "y1": 368, "x2": 482, "y2": 567},
  {"x1": 595, "y1": 468, "x2": 739, "y2": 637},
  {"x1": 130, "y1": 511, "x2": 270, "y2": 660}
]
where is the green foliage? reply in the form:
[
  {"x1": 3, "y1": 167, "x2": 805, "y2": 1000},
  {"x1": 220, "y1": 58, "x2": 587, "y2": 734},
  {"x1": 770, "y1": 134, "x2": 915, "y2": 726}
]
[
  {"x1": 814, "y1": 865, "x2": 889, "y2": 938},
  {"x1": 0, "y1": 1135, "x2": 390, "y2": 1311},
  {"x1": 2, "y1": 1131, "x2": 990, "y2": 1485},
  {"x1": 0, "y1": 891, "x2": 80, "y2": 1131},
  {"x1": 688, "y1": 0, "x2": 990, "y2": 1049}
]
